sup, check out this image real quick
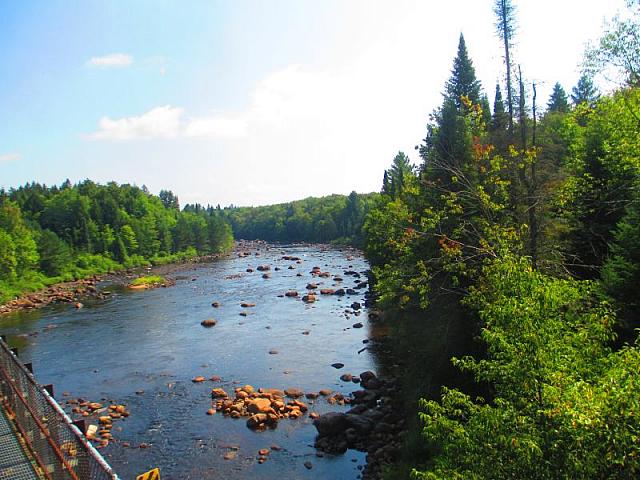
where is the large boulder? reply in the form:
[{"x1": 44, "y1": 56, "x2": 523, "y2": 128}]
[
  {"x1": 246, "y1": 413, "x2": 269, "y2": 429},
  {"x1": 247, "y1": 398, "x2": 273, "y2": 414},
  {"x1": 284, "y1": 387, "x2": 304, "y2": 398},
  {"x1": 359, "y1": 371, "x2": 377, "y2": 383},
  {"x1": 259, "y1": 388, "x2": 285, "y2": 399},
  {"x1": 313, "y1": 412, "x2": 348, "y2": 436},
  {"x1": 211, "y1": 388, "x2": 228, "y2": 398},
  {"x1": 344, "y1": 413, "x2": 374, "y2": 434}
]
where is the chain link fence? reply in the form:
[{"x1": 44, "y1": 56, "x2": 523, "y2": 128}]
[{"x1": 0, "y1": 337, "x2": 119, "y2": 480}]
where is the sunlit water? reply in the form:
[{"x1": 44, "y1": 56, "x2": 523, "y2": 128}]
[{"x1": 0, "y1": 245, "x2": 377, "y2": 479}]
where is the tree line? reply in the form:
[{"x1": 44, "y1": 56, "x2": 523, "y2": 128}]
[
  {"x1": 223, "y1": 191, "x2": 377, "y2": 246},
  {"x1": 0, "y1": 180, "x2": 233, "y2": 303},
  {"x1": 363, "y1": 0, "x2": 640, "y2": 477},
  {"x1": 0, "y1": 181, "x2": 377, "y2": 303}
]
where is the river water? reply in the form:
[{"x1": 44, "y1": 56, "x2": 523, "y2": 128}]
[{"x1": 0, "y1": 244, "x2": 379, "y2": 479}]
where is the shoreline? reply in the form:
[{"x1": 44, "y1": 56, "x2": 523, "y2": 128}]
[
  {"x1": 0, "y1": 251, "x2": 231, "y2": 316},
  {"x1": 0, "y1": 240, "x2": 358, "y2": 316}
]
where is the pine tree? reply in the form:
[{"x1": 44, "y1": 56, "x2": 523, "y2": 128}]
[
  {"x1": 387, "y1": 152, "x2": 414, "y2": 199},
  {"x1": 571, "y1": 74, "x2": 600, "y2": 107},
  {"x1": 491, "y1": 83, "x2": 507, "y2": 131},
  {"x1": 480, "y1": 94, "x2": 492, "y2": 127},
  {"x1": 445, "y1": 33, "x2": 482, "y2": 108},
  {"x1": 547, "y1": 82, "x2": 569, "y2": 113}
]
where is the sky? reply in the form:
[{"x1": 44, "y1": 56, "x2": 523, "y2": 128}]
[{"x1": 0, "y1": 0, "x2": 628, "y2": 207}]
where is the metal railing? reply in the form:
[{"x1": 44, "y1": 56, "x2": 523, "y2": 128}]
[{"x1": 0, "y1": 336, "x2": 119, "y2": 480}]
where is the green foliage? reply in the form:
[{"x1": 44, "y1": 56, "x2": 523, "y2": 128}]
[
  {"x1": 368, "y1": 93, "x2": 516, "y2": 310},
  {"x1": 73, "y1": 253, "x2": 120, "y2": 274},
  {"x1": 601, "y1": 185, "x2": 640, "y2": 333},
  {"x1": 1, "y1": 180, "x2": 234, "y2": 302},
  {"x1": 0, "y1": 201, "x2": 39, "y2": 275},
  {"x1": 412, "y1": 256, "x2": 640, "y2": 479},
  {"x1": 382, "y1": 152, "x2": 415, "y2": 199},
  {"x1": 224, "y1": 192, "x2": 377, "y2": 246},
  {"x1": 37, "y1": 229, "x2": 72, "y2": 276},
  {"x1": 361, "y1": 11, "x2": 640, "y2": 480},
  {"x1": 130, "y1": 275, "x2": 165, "y2": 286},
  {"x1": 0, "y1": 229, "x2": 17, "y2": 279},
  {"x1": 571, "y1": 74, "x2": 600, "y2": 107},
  {"x1": 547, "y1": 82, "x2": 569, "y2": 113},
  {"x1": 445, "y1": 34, "x2": 482, "y2": 107},
  {"x1": 563, "y1": 88, "x2": 640, "y2": 277},
  {"x1": 584, "y1": 1, "x2": 640, "y2": 86}
]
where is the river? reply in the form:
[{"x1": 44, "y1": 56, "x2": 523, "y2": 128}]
[{"x1": 0, "y1": 244, "x2": 380, "y2": 479}]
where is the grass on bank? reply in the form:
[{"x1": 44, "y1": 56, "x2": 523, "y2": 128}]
[
  {"x1": 0, "y1": 247, "x2": 202, "y2": 304},
  {"x1": 129, "y1": 275, "x2": 166, "y2": 287}
]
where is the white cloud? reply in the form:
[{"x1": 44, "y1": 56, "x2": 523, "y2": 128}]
[
  {"x1": 90, "y1": 105, "x2": 183, "y2": 140},
  {"x1": 86, "y1": 53, "x2": 133, "y2": 68},
  {"x1": 89, "y1": 106, "x2": 247, "y2": 140},
  {"x1": 0, "y1": 152, "x2": 21, "y2": 164},
  {"x1": 81, "y1": 0, "x2": 627, "y2": 206}
]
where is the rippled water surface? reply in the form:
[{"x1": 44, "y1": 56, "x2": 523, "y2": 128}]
[{"x1": 0, "y1": 245, "x2": 377, "y2": 479}]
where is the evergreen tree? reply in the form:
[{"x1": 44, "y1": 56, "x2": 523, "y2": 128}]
[
  {"x1": 571, "y1": 74, "x2": 600, "y2": 107},
  {"x1": 445, "y1": 33, "x2": 482, "y2": 107},
  {"x1": 491, "y1": 83, "x2": 507, "y2": 132},
  {"x1": 547, "y1": 82, "x2": 569, "y2": 113},
  {"x1": 159, "y1": 190, "x2": 180, "y2": 210},
  {"x1": 38, "y1": 230, "x2": 71, "y2": 276},
  {"x1": 386, "y1": 152, "x2": 414, "y2": 199},
  {"x1": 419, "y1": 35, "x2": 483, "y2": 184},
  {"x1": 480, "y1": 94, "x2": 492, "y2": 126}
]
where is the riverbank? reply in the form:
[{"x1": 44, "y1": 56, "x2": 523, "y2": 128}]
[{"x1": 0, "y1": 251, "x2": 233, "y2": 316}]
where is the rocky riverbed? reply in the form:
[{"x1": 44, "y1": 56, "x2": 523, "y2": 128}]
[{"x1": 0, "y1": 242, "x2": 404, "y2": 479}]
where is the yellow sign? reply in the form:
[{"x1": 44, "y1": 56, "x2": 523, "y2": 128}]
[{"x1": 136, "y1": 468, "x2": 160, "y2": 480}]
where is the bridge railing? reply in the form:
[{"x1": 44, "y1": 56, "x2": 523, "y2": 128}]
[{"x1": 0, "y1": 336, "x2": 119, "y2": 480}]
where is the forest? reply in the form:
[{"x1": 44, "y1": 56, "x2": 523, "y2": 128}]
[
  {"x1": 0, "y1": 181, "x2": 234, "y2": 303},
  {"x1": 223, "y1": 191, "x2": 377, "y2": 245},
  {"x1": 363, "y1": 0, "x2": 640, "y2": 477},
  {"x1": 1, "y1": 0, "x2": 639, "y2": 478},
  {"x1": 0, "y1": 181, "x2": 374, "y2": 304}
]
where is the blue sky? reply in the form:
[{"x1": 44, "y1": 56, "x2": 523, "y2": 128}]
[{"x1": 0, "y1": 0, "x2": 628, "y2": 206}]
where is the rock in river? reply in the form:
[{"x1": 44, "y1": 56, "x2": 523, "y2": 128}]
[
  {"x1": 284, "y1": 387, "x2": 304, "y2": 398},
  {"x1": 313, "y1": 412, "x2": 347, "y2": 436},
  {"x1": 247, "y1": 398, "x2": 273, "y2": 414}
]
